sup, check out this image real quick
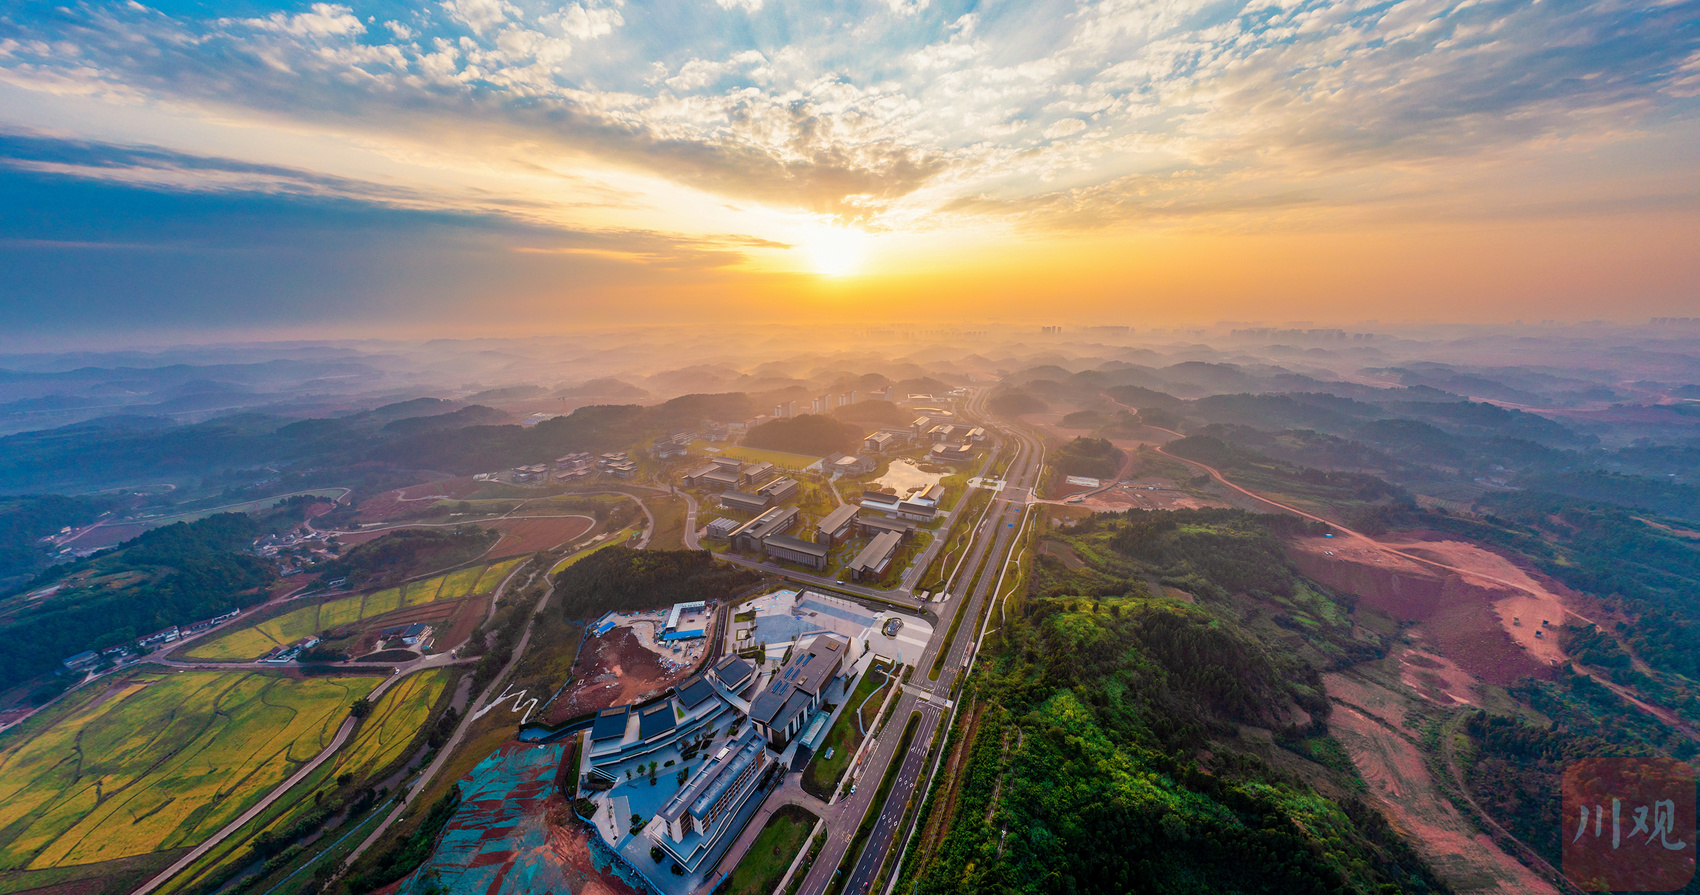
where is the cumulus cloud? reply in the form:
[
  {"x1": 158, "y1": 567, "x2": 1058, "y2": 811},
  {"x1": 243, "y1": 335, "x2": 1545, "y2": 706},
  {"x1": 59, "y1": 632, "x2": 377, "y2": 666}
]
[{"x1": 1, "y1": 0, "x2": 1695, "y2": 235}]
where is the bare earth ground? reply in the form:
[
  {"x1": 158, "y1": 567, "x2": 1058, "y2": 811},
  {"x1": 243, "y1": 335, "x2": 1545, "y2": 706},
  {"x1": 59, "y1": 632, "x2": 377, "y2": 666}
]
[
  {"x1": 544, "y1": 803, "x2": 645, "y2": 895},
  {"x1": 543, "y1": 627, "x2": 691, "y2": 724},
  {"x1": 1289, "y1": 534, "x2": 1572, "y2": 686},
  {"x1": 484, "y1": 516, "x2": 595, "y2": 559},
  {"x1": 1327, "y1": 692, "x2": 1559, "y2": 895}
]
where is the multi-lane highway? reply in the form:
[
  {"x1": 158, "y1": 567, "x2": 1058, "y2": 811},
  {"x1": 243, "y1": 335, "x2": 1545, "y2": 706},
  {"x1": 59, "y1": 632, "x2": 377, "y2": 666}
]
[{"x1": 793, "y1": 389, "x2": 1046, "y2": 895}]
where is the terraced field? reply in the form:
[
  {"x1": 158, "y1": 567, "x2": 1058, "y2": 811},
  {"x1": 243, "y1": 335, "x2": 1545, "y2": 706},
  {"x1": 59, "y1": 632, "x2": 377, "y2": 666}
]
[
  {"x1": 0, "y1": 670, "x2": 378, "y2": 870},
  {"x1": 329, "y1": 669, "x2": 449, "y2": 782},
  {"x1": 185, "y1": 559, "x2": 523, "y2": 661}
]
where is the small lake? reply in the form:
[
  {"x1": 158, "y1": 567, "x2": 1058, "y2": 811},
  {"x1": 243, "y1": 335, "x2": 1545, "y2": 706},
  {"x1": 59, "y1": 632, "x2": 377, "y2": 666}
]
[{"x1": 870, "y1": 458, "x2": 946, "y2": 498}]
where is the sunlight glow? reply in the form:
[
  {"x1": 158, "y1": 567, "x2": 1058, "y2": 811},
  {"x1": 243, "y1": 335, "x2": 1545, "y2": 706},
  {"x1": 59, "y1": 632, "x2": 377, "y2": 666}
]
[{"x1": 802, "y1": 226, "x2": 869, "y2": 277}]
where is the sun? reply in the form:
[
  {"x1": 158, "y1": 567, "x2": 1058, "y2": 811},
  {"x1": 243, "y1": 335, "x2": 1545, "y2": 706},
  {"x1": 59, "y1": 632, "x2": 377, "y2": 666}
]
[{"x1": 802, "y1": 225, "x2": 869, "y2": 277}]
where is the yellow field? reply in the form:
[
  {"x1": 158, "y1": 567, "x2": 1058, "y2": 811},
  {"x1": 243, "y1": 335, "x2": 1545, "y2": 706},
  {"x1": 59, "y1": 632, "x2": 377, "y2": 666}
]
[
  {"x1": 329, "y1": 669, "x2": 448, "y2": 782},
  {"x1": 0, "y1": 671, "x2": 377, "y2": 870},
  {"x1": 182, "y1": 625, "x2": 282, "y2": 661},
  {"x1": 718, "y1": 445, "x2": 823, "y2": 470},
  {"x1": 474, "y1": 558, "x2": 522, "y2": 592},
  {"x1": 361, "y1": 586, "x2": 402, "y2": 616},
  {"x1": 433, "y1": 566, "x2": 485, "y2": 601},
  {"x1": 399, "y1": 576, "x2": 440, "y2": 607},
  {"x1": 185, "y1": 560, "x2": 522, "y2": 661},
  {"x1": 316, "y1": 594, "x2": 365, "y2": 629}
]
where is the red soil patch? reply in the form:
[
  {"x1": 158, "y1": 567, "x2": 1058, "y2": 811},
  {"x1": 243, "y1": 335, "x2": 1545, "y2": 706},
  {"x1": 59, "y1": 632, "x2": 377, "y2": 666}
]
[
  {"x1": 439, "y1": 592, "x2": 491, "y2": 652},
  {"x1": 1327, "y1": 698, "x2": 1560, "y2": 894},
  {"x1": 60, "y1": 522, "x2": 149, "y2": 551},
  {"x1": 485, "y1": 516, "x2": 594, "y2": 559},
  {"x1": 543, "y1": 627, "x2": 690, "y2": 723},
  {"x1": 1290, "y1": 535, "x2": 1563, "y2": 686},
  {"x1": 545, "y1": 806, "x2": 645, "y2": 895}
]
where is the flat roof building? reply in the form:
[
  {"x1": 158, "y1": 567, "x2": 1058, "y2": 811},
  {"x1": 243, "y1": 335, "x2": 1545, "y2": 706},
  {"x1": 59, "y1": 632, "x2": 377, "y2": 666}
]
[{"x1": 650, "y1": 726, "x2": 771, "y2": 871}]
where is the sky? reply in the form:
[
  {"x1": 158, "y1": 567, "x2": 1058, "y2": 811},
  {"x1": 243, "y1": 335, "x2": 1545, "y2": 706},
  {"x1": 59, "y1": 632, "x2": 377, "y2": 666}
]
[{"x1": 1, "y1": 0, "x2": 1698, "y2": 341}]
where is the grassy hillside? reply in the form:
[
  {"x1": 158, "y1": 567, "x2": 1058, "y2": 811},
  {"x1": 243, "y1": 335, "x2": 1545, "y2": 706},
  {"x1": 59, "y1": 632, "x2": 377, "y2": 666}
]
[{"x1": 905, "y1": 509, "x2": 1443, "y2": 895}]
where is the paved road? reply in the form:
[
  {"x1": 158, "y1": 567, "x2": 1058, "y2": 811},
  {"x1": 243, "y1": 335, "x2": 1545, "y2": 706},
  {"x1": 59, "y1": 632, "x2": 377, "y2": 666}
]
[
  {"x1": 793, "y1": 389, "x2": 1046, "y2": 895},
  {"x1": 334, "y1": 556, "x2": 547, "y2": 877}
]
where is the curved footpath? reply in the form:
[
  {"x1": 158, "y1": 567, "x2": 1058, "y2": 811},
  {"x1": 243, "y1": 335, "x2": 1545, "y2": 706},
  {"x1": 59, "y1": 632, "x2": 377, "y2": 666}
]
[
  {"x1": 131, "y1": 665, "x2": 413, "y2": 895},
  {"x1": 132, "y1": 560, "x2": 533, "y2": 895}
]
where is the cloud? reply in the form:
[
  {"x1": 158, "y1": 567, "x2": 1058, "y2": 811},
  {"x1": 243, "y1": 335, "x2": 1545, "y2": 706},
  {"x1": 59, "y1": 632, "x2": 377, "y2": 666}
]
[{"x1": 0, "y1": 0, "x2": 1695, "y2": 239}]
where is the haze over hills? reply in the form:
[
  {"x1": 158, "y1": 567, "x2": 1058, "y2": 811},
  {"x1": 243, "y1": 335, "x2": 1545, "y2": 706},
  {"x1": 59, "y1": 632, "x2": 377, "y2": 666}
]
[{"x1": 1, "y1": 323, "x2": 1699, "y2": 895}]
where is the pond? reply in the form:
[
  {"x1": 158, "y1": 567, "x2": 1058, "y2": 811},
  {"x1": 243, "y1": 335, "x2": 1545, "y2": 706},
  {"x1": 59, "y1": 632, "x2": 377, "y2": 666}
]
[{"x1": 869, "y1": 458, "x2": 947, "y2": 498}]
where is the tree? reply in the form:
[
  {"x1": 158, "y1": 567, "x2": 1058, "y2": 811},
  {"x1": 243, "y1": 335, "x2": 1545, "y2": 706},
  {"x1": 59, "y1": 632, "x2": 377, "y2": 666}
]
[
  {"x1": 651, "y1": 845, "x2": 665, "y2": 863},
  {"x1": 350, "y1": 698, "x2": 372, "y2": 719},
  {"x1": 676, "y1": 768, "x2": 689, "y2": 785}
]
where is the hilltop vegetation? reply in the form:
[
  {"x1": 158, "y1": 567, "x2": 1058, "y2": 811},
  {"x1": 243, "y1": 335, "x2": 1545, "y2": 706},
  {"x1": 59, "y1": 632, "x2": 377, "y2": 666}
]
[
  {"x1": 552, "y1": 547, "x2": 760, "y2": 620},
  {"x1": 0, "y1": 513, "x2": 273, "y2": 689},
  {"x1": 910, "y1": 508, "x2": 1441, "y2": 894},
  {"x1": 1050, "y1": 436, "x2": 1122, "y2": 481},
  {"x1": 743, "y1": 413, "x2": 863, "y2": 456},
  {"x1": 0, "y1": 494, "x2": 114, "y2": 586}
]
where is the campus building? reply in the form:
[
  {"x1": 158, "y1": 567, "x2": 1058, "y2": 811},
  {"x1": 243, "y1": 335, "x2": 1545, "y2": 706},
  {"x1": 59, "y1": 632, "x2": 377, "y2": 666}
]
[
  {"x1": 846, "y1": 531, "x2": 902, "y2": 582},
  {"x1": 649, "y1": 726, "x2": 771, "y2": 872},
  {"x1": 730, "y1": 506, "x2": 799, "y2": 553},
  {"x1": 747, "y1": 634, "x2": 848, "y2": 748},
  {"x1": 763, "y1": 534, "x2": 829, "y2": 571},
  {"x1": 816, "y1": 504, "x2": 859, "y2": 546}
]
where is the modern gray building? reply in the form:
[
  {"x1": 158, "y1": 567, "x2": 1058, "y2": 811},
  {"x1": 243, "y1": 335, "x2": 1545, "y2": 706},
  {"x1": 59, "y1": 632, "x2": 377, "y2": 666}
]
[
  {"x1": 747, "y1": 634, "x2": 847, "y2": 748},
  {"x1": 764, "y1": 534, "x2": 829, "y2": 571},
  {"x1": 730, "y1": 506, "x2": 799, "y2": 553}
]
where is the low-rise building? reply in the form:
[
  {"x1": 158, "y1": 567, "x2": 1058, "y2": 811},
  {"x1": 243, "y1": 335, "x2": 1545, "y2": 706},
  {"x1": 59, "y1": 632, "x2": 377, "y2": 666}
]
[
  {"x1": 764, "y1": 534, "x2": 829, "y2": 571},
  {"x1": 710, "y1": 654, "x2": 755, "y2": 695},
  {"x1": 719, "y1": 490, "x2": 772, "y2": 514},
  {"x1": 758, "y1": 476, "x2": 799, "y2": 503},
  {"x1": 827, "y1": 453, "x2": 874, "y2": 476},
  {"x1": 747, "y1": 633, "x2": 847, "y2": 747},
  {"x1": 704, "y1": 517, "x2": 741, "y2": 541},
  {"x1": 684, "y1": 462, "x2": 742, "y2": 491},
  {"x1": 61, "y1": 650, "x2": 101, "y2": 671},
  {"x1": 846, "y1": 531, "x2": 903, "y2": 582},
  {"x1": 730, "y1": 506, "x2": 799, "y2": 553},
  {"x1": 816, "y1": 504, "x2": 859, "y2": 546},
  {"x1": 863, "y1": 431, "x2": 897, "y2": 453},
  {"x1": 928, "y1": 443, "x2": 974, "y2": 464},
  {"x1": 740, "y1": 461, "x2": 776, "y2": 487},
  {"x1": 650, "y1": 726, "x2": 771, "y2": 872}
]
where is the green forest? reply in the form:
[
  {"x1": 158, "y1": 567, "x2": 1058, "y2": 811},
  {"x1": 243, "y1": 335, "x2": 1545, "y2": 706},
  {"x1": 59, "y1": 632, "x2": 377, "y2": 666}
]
[
  {"x1": 552, "y1": 547, "x2": 761, "y2": 620},
  {"x1": 1050, "y1": 437, "x2": 1123, "y2": 481},
  {"x1": 910, "y1": 509, "x2": 1441, "y2": 894},
  {"x1": 742, "y1": 414, "x2": 864, "y2": 456},
  {"x1": 0, "y1": 494, "x2": 114, "y2": 587},
  {"x1": 0, "y1": 513, "x2": 274, "y2": 689}
]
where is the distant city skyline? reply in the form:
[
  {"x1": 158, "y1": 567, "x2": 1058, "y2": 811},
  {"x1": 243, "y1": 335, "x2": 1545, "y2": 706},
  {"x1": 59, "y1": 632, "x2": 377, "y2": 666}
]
[{"x1": 2, "y1": 0, "x2": 1697, "y2": 339}]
